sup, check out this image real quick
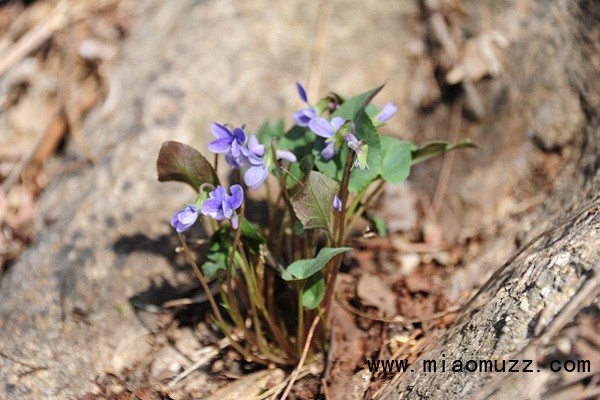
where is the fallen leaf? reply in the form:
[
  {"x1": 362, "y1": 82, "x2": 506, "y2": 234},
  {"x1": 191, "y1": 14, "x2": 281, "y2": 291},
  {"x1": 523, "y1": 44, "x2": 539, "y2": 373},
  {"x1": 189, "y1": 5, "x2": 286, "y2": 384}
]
[
  {"x1": 204, "y1": 369, "x2": 284, "y2": 400},
  {"x1": 404, "y1": 273, "x2": 433, "y2": 294},
  {"x1": 356, "y1": 273, "x2": 397, "y2": 317}
]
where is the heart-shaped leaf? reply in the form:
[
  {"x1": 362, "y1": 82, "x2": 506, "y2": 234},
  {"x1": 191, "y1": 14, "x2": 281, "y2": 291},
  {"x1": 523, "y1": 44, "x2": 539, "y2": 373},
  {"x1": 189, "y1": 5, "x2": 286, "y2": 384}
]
[
  {"x1": 299, "y1": 154, "x2": 316, "y2": 176},
  {"x1": 201, "y1": 228, "x2": 231, "y2": 280},
  {"x1": 256, "y1": 119, "x2": 285, "y2": 142},
  {"x1": 302, "y1": 272, "x2": 325, "y2": 309},
  {"x1": 241, "y1": 219, "x2": 265, "y2": 243},
  {"x1": 202, "y1": 261, "x2": 223, "y2": 280},
  {"x1": 333, "y1": 84, "x2": 384, "y2": 120},
  {"x1": 379, "y1": 136, "x2": 412, "y2": 184},
  {"x1": 292, "y1": 171, "x2": 339, "y2": 230},
  {"x1": 282, "y1": 246, "x2": 352, "y2": 281},
  {"x1": 157, "y1": 141, "x2": 218, "y2": 192}
]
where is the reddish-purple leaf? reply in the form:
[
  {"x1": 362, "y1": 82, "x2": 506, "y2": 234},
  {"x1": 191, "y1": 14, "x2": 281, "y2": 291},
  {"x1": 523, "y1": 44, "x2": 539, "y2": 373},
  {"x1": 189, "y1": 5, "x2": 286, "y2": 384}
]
[{"x1": 157, "y1": 141, "x2": 218, "y2": 191}]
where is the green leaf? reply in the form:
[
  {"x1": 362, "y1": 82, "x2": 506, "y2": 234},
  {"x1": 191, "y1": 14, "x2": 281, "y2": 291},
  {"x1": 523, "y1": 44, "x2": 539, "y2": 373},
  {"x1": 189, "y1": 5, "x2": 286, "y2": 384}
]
[
  {"x1": 365, "y1": 103, "x2": 379, "y2": 118},
  {"x1": 157, "y1": 141, "x2": 218, "y2": 192},
  {"x1": 202, "y1": 261, "x2": 223, "y2": 279},
  {"x1": 292, "y1": 171, "x2": 339, "y2": 230},
  {"x1": 299, "y1": 154, "x2": 316, "y2": 176},
  {"x1": 333, "y1": 84, "x2": 384, "y2": 120},
  {"x1": 348, "y1": 110, "x2": 381, "y2": 192},
  {"x1": 282, "y1": 246, "x2": 352, "y2": 281},
  {"x1": 256, "y1": 119, "x2": 285, "y2": 142},
  {"x1": 302, "y1": 272, "x2": 325, "y2": 309},
  {"x1": 285, "y1": 154, "x2": 316, "y2": 189},
  {"x1": 378, "y1": 136, "x2": 412, "y2": 184},
  {"x1": 241, "y1": 219, "x2": 265, "y2": 243},
  {"x1": 293, "y1": 220, "x2": 305, "y2": 235},
  {"x1": 411, "y1": 140, "x2": 477, "y2": 165},
  {"x1": 312, "y1": 85, "x2": 385, "y2": 181},
  {"x1": 278, "y1": 125, "x2": 314, "y2": 160},
  {"x1": 313, "y1": 145, "x2": 345, "y2": 181},
  {"x1": 203, "y1": 228, "x2": 230, "y2": 279}
]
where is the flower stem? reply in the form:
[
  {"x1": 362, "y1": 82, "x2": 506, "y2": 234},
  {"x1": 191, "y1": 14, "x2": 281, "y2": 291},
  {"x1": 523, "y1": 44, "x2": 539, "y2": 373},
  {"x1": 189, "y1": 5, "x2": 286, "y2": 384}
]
[
  {"x1": 296, "y1": 281, "x2": 305, "y2": 357},
  {"x1": 223, "y1": 204, "x2": 258, "y2": 350},
  {"x1": 177, "y1": 234, "x2": 264, "y2": 365},
  {"x1": 344, "y1": 179, "x2": 385, "y2": 242},
  {"x1": 322, "y1": 149, "x2": 354, "y2": 335}
]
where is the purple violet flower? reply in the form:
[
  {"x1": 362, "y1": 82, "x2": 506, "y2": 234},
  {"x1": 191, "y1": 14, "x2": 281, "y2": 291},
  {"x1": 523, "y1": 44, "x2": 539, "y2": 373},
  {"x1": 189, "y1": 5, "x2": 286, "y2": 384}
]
[
  {"x1": 293, "y1": 82, "x2": 318, "y2": 127},
  {"x1": 377, "y1": 102, "x2": 397, "y2": 122},
  {"x1": 170, "y1": 204, "x2": 200, "y2": 233},
  {"x1": 333, "y1": 195, "x2": 342, "y2": 212},
  {"x1": 308, "y1": 116, "x2": 346, "y2": 160},
  {"x1": 242, "y1": 135, "x2": 297, "y2": 190},
  {"x1": 200, "y1": 184, "x2": 244, "y2": 229},
  {"x1": 208, "y1": 122, "x2": 246, "y2": 168}
]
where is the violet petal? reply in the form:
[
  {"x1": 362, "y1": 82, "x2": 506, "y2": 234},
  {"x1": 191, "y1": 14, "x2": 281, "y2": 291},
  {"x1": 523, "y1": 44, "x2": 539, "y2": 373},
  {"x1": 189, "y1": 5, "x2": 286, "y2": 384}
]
[
  {"x1": 231, "y1": 213, "x2": 239, "y2": 230},
  {"x1": 276, "y1": 149, "x2": 297, "y2": 163},
  {"x1": 333, "y1": 195, "x2": 342, "y2": 212},
  {"x1": 221, "y1": 198, "x2": 233, "y2": 219},
  {"x1": 296, "y1": 82, "x2": 308, "y2": 103},
  {"x1": 330, "y1": 116, "x2": 345, "y2": 132},
  {"x1": 309, "y1": 117, "x2": 334, "y2": 138},
  {"x1": 233, "y1": 127, "x2": 246, "y2": 143},
  {"x1": 201, "y1": 198, "x2": 223, "y2": 217},
  {"x1": 229, "y1": 184, "x2": 244, "y2": 209},
  {"x1": 208, "y1": 137, "x2": 233, "y2": 153},
  {"x1": 211, "y1": 122, "x2": 232, "y2": 139},
  {"x1": 377, "y1": 102, "x2": 397, "y2": 122},
  {"x1": 244, "y1": 165, "x2": 269, "y2": 190},
  {"x1": 321, "y1": 141, "x2": 336, "y2": 160}
]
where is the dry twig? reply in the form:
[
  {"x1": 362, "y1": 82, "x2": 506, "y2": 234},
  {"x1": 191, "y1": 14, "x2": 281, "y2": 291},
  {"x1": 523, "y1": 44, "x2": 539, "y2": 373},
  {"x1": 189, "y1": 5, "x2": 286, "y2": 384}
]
[{"x1": 280, "y1": 315, "x2": 321, "y2": 400}]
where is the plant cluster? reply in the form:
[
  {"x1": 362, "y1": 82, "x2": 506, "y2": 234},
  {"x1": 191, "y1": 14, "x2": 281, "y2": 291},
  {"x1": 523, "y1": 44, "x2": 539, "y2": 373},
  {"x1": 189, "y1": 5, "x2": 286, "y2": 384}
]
[{"x1": 157, "y1": 83, "x2": 473, "y2": 366}]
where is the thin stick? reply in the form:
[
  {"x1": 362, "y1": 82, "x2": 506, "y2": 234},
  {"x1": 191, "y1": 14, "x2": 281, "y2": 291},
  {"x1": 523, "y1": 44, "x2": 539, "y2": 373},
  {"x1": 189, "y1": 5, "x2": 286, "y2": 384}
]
[
  {"x1": 338, "y1": 297, "x2": 460, "y2": 325},
  {"x1": 280, "y1": 315, "x2": 321, "y2": 400},
  {"x1": 250, "y1": 369, "x2": 311, "y2": 400},
  {"x1": 307, "y1": 0, "x2": 332, "y2": 99},
  {"x1": 169, "y1": 334, "x2": 240, "y2": 387},
  {"x1": 0, "y1": 1, "x2": 68, "y2": 78},
  {"x1": 0, "y1": 348, "x2": 47, "y2": 372},
  {"x1": 321, "y1": 378, "x2": 331, "y2": 400},
  {"x1": 432, "y1": 99, "x2": 462, "y2": 217},
  {"x1": 168, "y1": 347, "x2": 219, "y2": 387},
  {"x1": 0, "y1": 0, "x2": 114, "y2": 77}
]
